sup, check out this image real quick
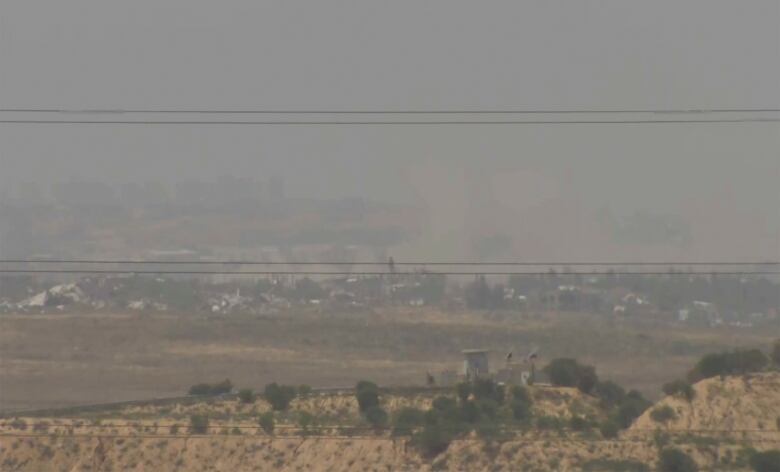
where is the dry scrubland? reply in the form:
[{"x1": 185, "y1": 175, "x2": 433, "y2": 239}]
[
  {"x1": 0, "y1": 308, "x2": 776, "y2": 410},
  {"x1": 1, "y1": 374, "x2": 779, "y2": 471}
]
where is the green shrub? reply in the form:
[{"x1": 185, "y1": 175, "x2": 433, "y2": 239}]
[
  {"x1": 258, "y1": 412, "x2": 274, "y2": 435},
  {"x1": 432, "y1": 396, "x2": 458, "y2": 414},
  {"x1": 355, "y1": 381, "x2": 380, "y2": 412},
  {"x1": 392, "y1": 407, "x2": 425, "y2": 435},
  {"x1": 662, "y1": 380, "x2": 695, "y2": 402},
  {"x1": 411, "y1": 424, "x2": 454, "y2": 458},
  {"x1": 582, "y1": 459, "x2": 650, "y2": 471},
  {"x1": 615, "y1": 391, "x2": 652, "y2": 429},
  {"x1": 510, "y1": 386, "x2": 533, "y2": 423},
  {"x1": 750, "y1": 450, "x2": 780, "y2": 472},
  {"x1": 771, "y1": 340, "x2": 780, "y2": 366},
  {"x1": 479, "y1": 398, "x2": 502, "y2": 420},
  {"x1": 536, "y1": 415, "x2": 565, "y2": 431},
  {"x1": 595, "y1": 381, "x2": 626, "y2": 409},
  {"x1": 569, "y1": 415, "x2": 591, "y2": 432},
  {"x1": 577, "y1": 368, "x2": 599, "y2": 395},
  {"x1": 658, "y1": 448, "x2": 698, "y2": 472},
  {"x1": 460, "y1": 401, "x2": 481, "y2": 423},
  {"x1": 599, "y1": 420, "x2": 620, "y2": 439},
  {"x1": 475, "y1": 421, "x2": 503, "y2": 441},
  {"x1": 298, "y1": 384, "x2": 312, "y2": 396},
  {"x1": 264, "y1": 383, "x2": 297, "y2": 411},
  {"x1": 297, "y1": 411, "x2": 314, "y2": 432},
  {"x1": 364, "y1": 406, "x2": 388, "y2": 428},
  {"x1": 651, "y1": 406, "x2": 677, "y2": 424},
  {"x1": 688, "y1": 349, "x2": 768, "y2": 382},
  {"x1": 189, "y1": 415, "x2": 209, "y2": 434},
  {"x1": 472, "y1": 378, "x2": 505, "y2": 404},
  {"x1": 210, "y1": 379, "x2": 233, "y2": 395},
  {"x1": 544, "y1": 358, "x2": 599, "y2": 394},
  {"x1": 456, "y1": 382, "x2": 472, "y2": 403},
  {"x1": 188, "y1": 379, "x2": 233, "y2": 396},
  {"x1": 238, "y1": 388, "x2": 256, "y2": 404},
  {"x1": 653, "y1": 430, "x2": 671, "y2": 449}
]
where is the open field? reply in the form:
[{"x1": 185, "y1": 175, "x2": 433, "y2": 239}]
[{"x1": 1, "y1": 308, "x2": 776, "y2": 411}]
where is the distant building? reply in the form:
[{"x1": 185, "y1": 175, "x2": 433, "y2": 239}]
[{"x1": 462, "y1": 349, "x2": 490, "y2": 379}]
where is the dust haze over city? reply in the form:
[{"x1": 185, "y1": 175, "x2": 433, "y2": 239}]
[{"x1": 1, "y1": 2, "x2": 779, "y2": 471}]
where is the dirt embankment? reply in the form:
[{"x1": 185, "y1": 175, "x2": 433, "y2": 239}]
[
  {"x1": 630, "y1": 372, "x2": 780, "y2": 434},
  {"x1": 2, "y1": 374, "x2": 779, "y2": 471}
]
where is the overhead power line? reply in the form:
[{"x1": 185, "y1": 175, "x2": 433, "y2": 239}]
[
  {"x1": 1, "y1": 269, "x2": 777, "y2": 276},
  {"x1": 1, "y1": 118, "x2": 778, "y2": 125},
  {"x1": 1, "y1": 259, "x2": 778, "y2": 266},
  {"x1": 2, "y1": 107, "x2": 779, "y2": 114}
]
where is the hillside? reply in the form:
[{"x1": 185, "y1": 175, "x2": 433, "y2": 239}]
[
  {"x1": 2, "y1": 375, "x2": 779, "y2": 471},
  {"x1": 630, "y1": 372, "x2": 780, "y2": 434}
]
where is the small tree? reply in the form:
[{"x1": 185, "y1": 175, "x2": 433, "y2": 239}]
[
  {"x1": 595, "y1": 380, "x2": 626, "y2": 409},
  {"x1": 544, "y1": 358, "x2": 599, "y2": 394},
  {"x1": 599, "y1": 420, "x2": 619, "y2": 439},
  {"x1": 189, "y1": 415, "x2": 209, "y2": 434},
  {"x1": 658, "y1": 448, "x2": 698, "y2": 472},
  {"x1": 688, "y1": 349, "x2": 768, "y2": 382},
  {"x1": 771, "y1": 340, "x2": 780, "y2": 366},
  {"x1": 510, "y1": 386, "x2": 533, "y2": 423},
  {"x1": 411, "y1": 423, "x2": 454, "y2": 458},
  {"x1": 472, "y1": 378, "x2": 505, "y2": 404},
  {"x1": 238, "y1": 388, "x2": 256, "y2": 404},
  {"x1": 264, "y1": 383, "x2": 297, "y2": 411},
  {"x1": 456, "y1": 382, "x2": 472, "y2": 403},
  {"x1": 750, "y1": 450, "x2": 780, "y2": 472},
  {"x1": 651, "y1": 406, "x2": 677, "y2": 424},
  {"x1": 355, "y1": 381, "x2": 380, "y2": 412},
  {"x1": 460, "y1": 401, "x2": 480, "y2": 424},
  {"x1": 210, "y1": 378, "x2": 233, "y2": 395},
  {"x1": 297, "y1": 411, "x2": 314, "y2": 435},
  {"x1": 569, "y1": 415, "x2": 591, "y2": 432},
  {"x1": 364, "y1": 406, "x2": 389, "y2": 428},
  {"x1": 544, "y1": 358, "x2": 580, "y2": 387},
  {"x1": 298, "y1": 384, "x2": 312, "y2": 396},
  {"x1": 577, "y1": 367, "x2": 598, "y2": 395},
  {"x1": 662, "y1": 379, "x2": 695, "y2": 402},
  {"x1": 615, "y1": 391, "x2": 652, "y2": 429},
  {"x1": 258, "y1": 412, "x2": 274, "y2": 435},
  {"x1": 392, "y1": 407, "x2": 425, "y2": 435}
]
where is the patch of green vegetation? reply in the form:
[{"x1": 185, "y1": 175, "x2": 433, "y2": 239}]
[
  {"x1": 188, "y1": 379, "x2": 233, "y2": 396},
  {"x1": 662, "y1": 379, "x2": 696, "y2": 402},
  {"x1": 749, "y1": 449, "x2": 780, "y2": 472},
  {"x1": 543, "y1": 358, "x2": 598, "y2": 394},
  {"x1": 355, "y1": 380, "x2": 380, "y2": 412},
  {"x1": 688, "y1": 349, "x2": 769, "y2": 382},
  {"x1": 188, "y1": 414, "x2": 209, "y2": 434},
  {"x1": 650, "y1": 405, "x2": 677, "y2": 424},
  {"x1": 392, "y1": 407, "x2": 425, "y2": 436},
  {"x1": 258, "y1": 412, "x2": 274, "y2": 435},
  {"x1": 582, "y1": 458, "x2": 650, "y2": 472},
  {"x1": 264, "y1": 383, "x2": 297, "y2": 411},
  {"x1": 658, "y1": 448, "x2": 698, "y2": 472},
  {"x1": 238, "y1": 388, "x2": 256, "y2": 404}
]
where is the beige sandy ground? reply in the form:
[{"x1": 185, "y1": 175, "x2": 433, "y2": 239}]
[{"x1": 1, "y1": 375, "x2": 779, "y2": 471}]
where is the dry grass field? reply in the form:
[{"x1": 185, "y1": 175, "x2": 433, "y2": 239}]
[{"x1": 0, "y1": 307, "x2": 775, "y2": 411}]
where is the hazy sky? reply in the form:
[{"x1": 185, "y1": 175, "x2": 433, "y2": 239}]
[{"x1": 1, "y1": 1, "x2": 778, "y2": 259}]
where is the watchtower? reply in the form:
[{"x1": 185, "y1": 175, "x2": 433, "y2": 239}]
[{"x1": 462, "y1": 349, "x2": 489, "y2": 379}]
